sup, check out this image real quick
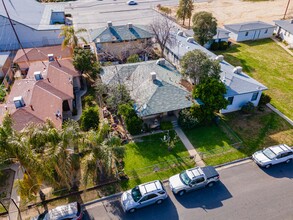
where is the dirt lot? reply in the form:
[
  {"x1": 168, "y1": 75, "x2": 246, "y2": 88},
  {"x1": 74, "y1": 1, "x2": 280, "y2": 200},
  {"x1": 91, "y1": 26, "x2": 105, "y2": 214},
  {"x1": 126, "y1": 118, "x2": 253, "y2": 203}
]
[{"x1": 170, "y1": 0, "x2": 293, "y2": 27}]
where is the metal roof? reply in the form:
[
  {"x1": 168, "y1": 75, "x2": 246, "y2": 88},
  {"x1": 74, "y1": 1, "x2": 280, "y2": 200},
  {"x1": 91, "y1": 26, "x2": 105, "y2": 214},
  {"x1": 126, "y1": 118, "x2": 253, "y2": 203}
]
[
  {"x1": 274, "y1": 19, "x2": 293, "y2": 34},
  {"x1": 224, "y1": 21, "x2": 275, "y2": 33}
]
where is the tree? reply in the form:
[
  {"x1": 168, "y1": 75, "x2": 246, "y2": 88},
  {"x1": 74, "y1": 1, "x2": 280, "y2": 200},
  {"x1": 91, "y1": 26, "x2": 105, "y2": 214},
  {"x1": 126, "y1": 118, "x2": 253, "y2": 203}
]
[
  {"x1": 106, "y1": 84, "x2": 132, "y2": 113},
  {"x1": 80, "y1": 106, "x2": 100, "y2": 131},
  {"x1": 192, "y1": 11, "x2": 217, "y2": 46},
  {"x1": 181, "y1": 49, "x2": 221, "y2": 84},
  {"x1": 126, "y1": 54, "x2": 140, "y2": 63},
  {"x1": 193, "y1": 77, "x2": 228, "y2": 121},
  {"x1": 0, "y1": 84, "x2": 6, "y2": 103},
  {"x1": 118, "y1": 104, "x2": 143, "y2": 135},
  {"x1": 149, "y1": 16, "x2": 176, "y2": 57},
  {"x1": 176, "y1": 0, "x2": 194, "y2": 27},
  {"x1": 59, "y1": 26, "x2": 88, "y2": 50}
]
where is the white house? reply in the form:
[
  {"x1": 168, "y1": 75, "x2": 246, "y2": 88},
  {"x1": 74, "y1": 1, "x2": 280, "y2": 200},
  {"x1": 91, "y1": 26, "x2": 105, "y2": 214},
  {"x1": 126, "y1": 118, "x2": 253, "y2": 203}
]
[
  {"x1": 185, "y1": 27, "x2": 230, "y2": 49},
  {"x1": 274, "y1": 19, "x2": 293, "y2": 48},
  {"x1": 164, "y1": 31, "x2": 267, "y2": 113},
  {"x1": 224, "y1": 21, "x2": 275, "y2": 42},
  {"x1": 0, "y1": 0, "x2": 65, "y2": 51}
]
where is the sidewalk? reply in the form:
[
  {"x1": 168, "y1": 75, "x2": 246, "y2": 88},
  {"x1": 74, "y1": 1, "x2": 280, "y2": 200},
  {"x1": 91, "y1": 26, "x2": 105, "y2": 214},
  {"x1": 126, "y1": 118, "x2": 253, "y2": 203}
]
[
  {"x1": 174, "y1": 127, "x2": 205, "y2": 167},
  {"x1": 71, "y1": 78, "x2": 87, "y2": 121}
]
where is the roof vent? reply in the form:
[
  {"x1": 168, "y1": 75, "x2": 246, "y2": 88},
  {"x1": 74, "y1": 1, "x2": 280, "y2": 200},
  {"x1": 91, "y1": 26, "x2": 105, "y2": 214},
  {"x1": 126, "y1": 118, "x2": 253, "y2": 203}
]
[
  {"x1": 177, "y1": 30, "x2": 184, "y2": 36},
  {"x1": 34, "y1": 71, "x2": 43, "y2": 81},
  {"x1": 215, "y1": 55, "x2": 224, "y2": 62},
  {"x1": 127, "y1": 23, "x2": 133, "y2": 29},
  {"x1": 233, "y1": 66, "x2": 243, "y2": 74},
  {"x1": 186, "y1": 37, "x2": 194, "y2": 43},
  {"x1": 107, "y1": 21, "x2": 112, "y2": 27},
  {"x1": 156, "y1": 58, "x2": 165, "y2": 66},
  {"x1": 13, "y1": 96, "x2": 25, "y2": 109},
  {"x1": 48, "y1": 54, "x2": 54, "y2": 62},
  {"x1": 150, "y1": 72, "x2": 157, "y2": 81}
]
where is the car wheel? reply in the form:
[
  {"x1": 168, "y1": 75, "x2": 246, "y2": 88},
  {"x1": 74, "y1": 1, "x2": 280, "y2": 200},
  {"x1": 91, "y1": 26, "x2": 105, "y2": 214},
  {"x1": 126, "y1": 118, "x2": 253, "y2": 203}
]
[
  {"x1": 207, "y1": 182, "x2": 215, "y2": 187},
  {"x1": 178, "y1": 190, "x2": 185, "y2": 196},
  {"x1": 156, "y1": 199, "x2": 163, "y2": 205},
  {"x1": 128, "y1": 208, "x2": 136, "y2": 213},
  {"x1": 265, "y1": 164, "x2": 271, "y2": 169},
  {"x1": 285, "y1": 159, "x2": 291, "y2": 164}
]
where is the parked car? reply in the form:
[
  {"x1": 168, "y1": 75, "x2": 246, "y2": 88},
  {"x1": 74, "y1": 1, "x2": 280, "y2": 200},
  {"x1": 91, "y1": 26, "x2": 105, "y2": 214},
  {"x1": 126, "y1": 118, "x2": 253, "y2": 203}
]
[
  {"x1": 169, "y1": 166, "x2": 220, "y2": 196},
  {"x1": 252, "y1": 144, "x2": 293, "y2": 168},
  {"x1": 31, "y1": 202, "x2": 82, "y2": 220},
  {"x1": 121, "y1": 180, "x2": 167, "y2": 213},
  {"x1": 127, "y1": 0, "x2": 137, "y2": 5}
]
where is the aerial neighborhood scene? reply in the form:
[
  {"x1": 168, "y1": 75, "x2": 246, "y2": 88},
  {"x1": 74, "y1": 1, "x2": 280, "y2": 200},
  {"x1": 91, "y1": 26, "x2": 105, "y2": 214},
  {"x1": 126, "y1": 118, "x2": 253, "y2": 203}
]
[{"x1": 0, "y1": 0, "x2": 292, "y2": 219}]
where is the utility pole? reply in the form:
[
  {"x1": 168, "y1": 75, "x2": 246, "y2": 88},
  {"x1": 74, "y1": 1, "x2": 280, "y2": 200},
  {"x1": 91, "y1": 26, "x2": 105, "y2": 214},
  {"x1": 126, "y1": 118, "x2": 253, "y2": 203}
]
[
  {"x1": 1, "y1": 0, "x2": 30, "y2": 63},
  {"x1": 283, "y1": 0, "x2": 291, "y2": 19}
]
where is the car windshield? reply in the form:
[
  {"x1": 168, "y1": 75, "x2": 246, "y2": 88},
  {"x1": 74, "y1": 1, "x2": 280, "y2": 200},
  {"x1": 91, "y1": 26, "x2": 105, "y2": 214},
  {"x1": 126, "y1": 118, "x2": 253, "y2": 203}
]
[
  {"x1": 262, "y1": 148, "x2": 276, "y2": 160},
  {"x1": 131, "y1": 186, "x2": 142, "y2": 202},
  {"x1": 179, "y1": 171, "x2": 191, "y2": 185}
]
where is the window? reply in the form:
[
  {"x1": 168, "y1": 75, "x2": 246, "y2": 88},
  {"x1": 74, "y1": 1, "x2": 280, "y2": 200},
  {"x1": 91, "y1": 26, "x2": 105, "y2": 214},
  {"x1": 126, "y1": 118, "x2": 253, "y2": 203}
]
[
  {"x1": 265, "y1": 29, "x2": 268, "y2": 34},
  {"x1": 245, "y1": 32, "x2": 249, "y2": 36},
  {"x1": 227, "y1": 97, "x2": 234, "y2": 105},
  {"x1": 195, "y1": 177, "x2": 205, "y2": 184},
  {"x1": 148, "y1": 194, "x2": 158, "y2": 199},
  {"x1": 251, "y1": 92, "x2": 259, "y2": 101}
]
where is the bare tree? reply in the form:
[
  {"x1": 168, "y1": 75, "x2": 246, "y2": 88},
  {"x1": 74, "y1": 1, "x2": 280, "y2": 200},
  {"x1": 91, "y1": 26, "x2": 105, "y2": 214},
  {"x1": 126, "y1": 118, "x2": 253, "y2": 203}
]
[{"x1": 149, "y1": 16, "x2": 176, "y2": 58}]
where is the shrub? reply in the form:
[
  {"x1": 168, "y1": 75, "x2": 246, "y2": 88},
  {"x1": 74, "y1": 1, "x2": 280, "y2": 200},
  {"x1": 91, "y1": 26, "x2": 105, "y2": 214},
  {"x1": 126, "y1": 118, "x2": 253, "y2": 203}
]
[
  {"x1": 0, "y1": 85, "x2": 6, "y2": 103},
  {"x1": 259, "y1": 93, "x2": 271, "y2": 106},
  {"x1": 118, "y1": 104, "x2": 143, "y2": 135},
  {"x1": 178, "y1": 109, "x2": 199, "y2": 129},
  {"x1": 219, "y1": 41, "x2": 228, "y2": 50},
  {"x1": 84, "y1": 95, "x2": 95, "y2": 106},
  {"x1": 160, "y1": 121, "x2": 173, "y2": 130},
  {"x1": 210, "y1": 41, "x2": 219, "y2": 51},
  {"x1": 126, "y1": 54, "x2": 140, "y2": 63},
  {"x1": 80, "y1": 106, "x2": 99, "y2": 131},
  {"x1": 241, "y1": 102, "x2": 255, "y2": 114}
]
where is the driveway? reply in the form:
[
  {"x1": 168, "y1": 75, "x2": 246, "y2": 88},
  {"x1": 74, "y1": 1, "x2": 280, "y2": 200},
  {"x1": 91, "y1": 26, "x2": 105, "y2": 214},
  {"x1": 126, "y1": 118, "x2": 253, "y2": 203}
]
[{"x1": 83, "y1": 160, "x2": 293, "y2": 219}]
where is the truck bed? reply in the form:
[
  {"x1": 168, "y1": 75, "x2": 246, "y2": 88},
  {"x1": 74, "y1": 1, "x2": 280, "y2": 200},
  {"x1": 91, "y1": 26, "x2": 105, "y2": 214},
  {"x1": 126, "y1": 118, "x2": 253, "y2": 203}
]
[{"x1": 201, "y1": 166, "x2": 219, "y2": 179}]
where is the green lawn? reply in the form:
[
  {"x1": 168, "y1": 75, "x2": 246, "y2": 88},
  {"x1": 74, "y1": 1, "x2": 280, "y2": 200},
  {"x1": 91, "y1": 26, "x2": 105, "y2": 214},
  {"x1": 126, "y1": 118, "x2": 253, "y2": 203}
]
[
  {"x1": 183, "y1": 124, "x2": 246, "y2": 166},
  {"x1": 215, "y1": 39, "x2": 293, "y2": 120},
  {"x1": 121, "y1": 131, "x2": 195, "y2": 190}
]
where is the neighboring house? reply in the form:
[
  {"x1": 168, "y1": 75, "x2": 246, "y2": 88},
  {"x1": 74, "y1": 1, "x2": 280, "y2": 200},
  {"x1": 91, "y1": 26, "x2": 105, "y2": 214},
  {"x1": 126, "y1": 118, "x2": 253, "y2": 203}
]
[
  {"x1": 224, "y1": 21, "x2": 275, "y2": 42},
  {"x1": 0, "y1": 0, "x2": 66, "y2": 51},
  {"x1": 274, "y1": 19, "x2": 293, "y2": 48},
  {"x1": 13, "y1": 45, "x2": 72, "y2": 72},
  {"x1": 0, "y1": 52, "x2": 14, "y2": 87},
  {"x1": 164, "y1": 31, "x2": 267, "y2": 113},
  {"x1": 89, "y1": 22, "x2": 153, "y2": 61},
  {"x1": 101, "y1": 59, "x2": 201, "y2": 120},
  {"x1": 185, "y1": 28, "x2": 230, "y2": 49},
  {"x1": 0, "y1": 58, "x2": 81, "y2": 131}
]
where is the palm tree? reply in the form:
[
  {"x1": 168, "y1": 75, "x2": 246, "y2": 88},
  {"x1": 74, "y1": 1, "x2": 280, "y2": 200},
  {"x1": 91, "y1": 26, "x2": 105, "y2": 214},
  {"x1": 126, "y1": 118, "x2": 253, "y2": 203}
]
[
  {"x1": 59, "y1": 26, "x2": 88, "y2": 50},
  {"x1": 176, "y1": 0, "x2": 194, "y2": 27}
]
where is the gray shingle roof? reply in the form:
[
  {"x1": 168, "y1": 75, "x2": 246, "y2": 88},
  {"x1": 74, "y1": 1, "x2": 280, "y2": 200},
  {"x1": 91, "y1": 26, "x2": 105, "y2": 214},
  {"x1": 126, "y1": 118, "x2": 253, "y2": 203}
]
[
  {"x1": 274, "y1": 19, "x2": 293, "y2": 34},
  {"x1": 224, "y1": 21, "x2": 274, "y2": 33},
  {"x1": 0, "y1": 0, "x2": 63, "y2": 30},
  {"x1": 166, "y1": 32, "x2": 267, "y2": 96},
  {"x1": 101, "y1": 60, "x2": 201, "y2": 117},
  {"x1": 90, "y1": 24, "x2": 153, "y2": 43},
  {"x1": 185, "y1": 27, "x2": 230, "y2": 40}
]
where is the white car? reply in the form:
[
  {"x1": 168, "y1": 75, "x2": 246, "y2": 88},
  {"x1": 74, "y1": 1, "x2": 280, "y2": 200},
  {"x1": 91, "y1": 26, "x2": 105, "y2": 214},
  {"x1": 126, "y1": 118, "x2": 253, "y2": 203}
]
[
  {"x1": 252, "y1": 144, "x2": 293, "y2": 168},
  {"x1": 121, "y1": 180, "x2": 167, "y2": 213}
]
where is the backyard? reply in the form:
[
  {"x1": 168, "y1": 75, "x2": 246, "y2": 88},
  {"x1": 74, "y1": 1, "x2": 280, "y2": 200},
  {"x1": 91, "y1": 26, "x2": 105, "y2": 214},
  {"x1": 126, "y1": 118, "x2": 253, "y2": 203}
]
[{"x1": 215, "y1": 38, "x2": 293, "y2": 120}]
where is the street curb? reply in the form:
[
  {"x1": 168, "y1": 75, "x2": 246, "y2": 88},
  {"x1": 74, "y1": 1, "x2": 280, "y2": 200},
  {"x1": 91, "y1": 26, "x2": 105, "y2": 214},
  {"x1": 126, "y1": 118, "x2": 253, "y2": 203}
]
[{"x1": 214, "y1": 157, "x2": 252, "y2": 169}]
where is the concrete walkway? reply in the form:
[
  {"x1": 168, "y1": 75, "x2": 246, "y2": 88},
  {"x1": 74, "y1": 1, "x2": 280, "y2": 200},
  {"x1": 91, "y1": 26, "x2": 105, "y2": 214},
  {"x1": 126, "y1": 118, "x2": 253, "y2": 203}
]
[
  {"x1": 267, "y1": 103, "x2": 293, "y2": 126},
  {"x1": 270, "y1": 37, "x2": 293, "y2": 56},
  {"x1": 71, "y1": 78, "x2": 87, "y2": 121},
  {"x1": 174, "y1": 127, "x2": 206, "y2": 167}
]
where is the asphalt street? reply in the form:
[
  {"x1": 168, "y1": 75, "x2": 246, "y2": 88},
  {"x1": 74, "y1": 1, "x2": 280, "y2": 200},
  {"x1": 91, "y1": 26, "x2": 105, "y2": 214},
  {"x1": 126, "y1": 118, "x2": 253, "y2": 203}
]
[{"x1": 83, "y1": 160, "x2": 293, "y2": 220}]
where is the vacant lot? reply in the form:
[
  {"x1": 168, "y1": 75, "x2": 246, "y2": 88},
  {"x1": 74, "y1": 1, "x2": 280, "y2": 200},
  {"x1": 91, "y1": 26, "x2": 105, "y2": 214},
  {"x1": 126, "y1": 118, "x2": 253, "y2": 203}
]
[
  {"x1": 215, "y1": 38, "x2": 293, "y2": 120},
  {"x1": 121, "y1": 131, "x2": 195, "y2": 189}
]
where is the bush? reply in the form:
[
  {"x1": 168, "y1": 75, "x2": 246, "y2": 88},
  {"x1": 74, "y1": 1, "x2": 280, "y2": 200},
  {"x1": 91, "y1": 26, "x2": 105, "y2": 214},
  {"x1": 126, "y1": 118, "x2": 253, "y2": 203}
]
[
  {"x1": 178, "y1": 109, "x2": 199, "y2": 129},
  {"x1": 219, "y1": 41, "x2": 229, "y2": 50},
  {"x1": 160, "y1": 121, "x2": 173, "y2": 130},
  {"x1": 210, "y1": 41, "x2": 219, "y2": 51},
  {"x1": 118, "y1": 104, "x2": 143, "y2": 135},
  {"x1": 84, "y1": 95, "x2": 95, "y2": 106},
  {"x1": 259, "y1": 93, "x2": 271, "y2": 106},
  {"x1": 126, "y1": 54, "x2": 140, "y2": 63},
  {"x1": 80, "y1": 106, "x2": 99, "y2": 131},
  {"x1": 0, "y1": 85, "x2": 6, "y2": 103},
  {"x1": 241, "y1": 102, "x2": 255, "y2": 114}
]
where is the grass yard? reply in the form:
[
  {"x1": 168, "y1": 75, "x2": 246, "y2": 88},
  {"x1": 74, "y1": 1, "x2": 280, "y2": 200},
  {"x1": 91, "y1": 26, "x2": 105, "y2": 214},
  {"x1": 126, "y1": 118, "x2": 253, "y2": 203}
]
[
  {"x1": 121, "y1": 131, "x2": 195, "y2": 190},
  {"x1": 215, "y1": 38, "x2": 293, "y2": 120},
  {"x1": 183, "y1": 124, "x2": 246, "y2": 166}
]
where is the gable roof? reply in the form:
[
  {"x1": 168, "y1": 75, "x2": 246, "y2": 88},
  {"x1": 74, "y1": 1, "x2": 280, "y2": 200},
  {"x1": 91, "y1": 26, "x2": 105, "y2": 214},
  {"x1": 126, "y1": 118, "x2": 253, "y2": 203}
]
[
  {"x1": 90, "y1": 24, "x2": 153, "y2": 43},
  {"x1": 274, "y1": 19, "x2": 293, "y2": 34},
  {"x1": 224, "y1": 21, "x2": 275, "y2": 33},
  {"x1": 0, "y1": 0, "x2": 64, "y2": 30},
  {"x1": 11, "y1": 108, "x2": 44, "y2": 131},
  {"x1": 101, "y1": 60, "x2": 201, "y2": 117},
  {"x1": 166, "y1": 31, "x2": 267, "y2": 96},
  {"x1": 185, "y1": 27, "x2": 230, "y2": 40}
]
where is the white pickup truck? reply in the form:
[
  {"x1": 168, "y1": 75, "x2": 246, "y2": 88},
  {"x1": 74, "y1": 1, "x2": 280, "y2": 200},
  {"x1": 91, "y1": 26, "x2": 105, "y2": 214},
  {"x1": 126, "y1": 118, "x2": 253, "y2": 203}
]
[{"x1": 169, "y1": 166, "x2": 220, "y2": 196}]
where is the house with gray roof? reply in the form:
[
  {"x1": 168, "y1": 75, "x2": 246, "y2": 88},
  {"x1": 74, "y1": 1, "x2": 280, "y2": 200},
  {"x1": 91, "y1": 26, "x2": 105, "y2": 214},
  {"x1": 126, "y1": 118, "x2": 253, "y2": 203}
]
[
  {"x1": 164, "y1": 31, "x2": 267, "y2": 113},
  {"x1": 0, "y1": 0, "x2": 66, "y2": 51},
  {"x1": 224, "y1": 21, "x2": 274, "y2": 42},
  {"x1": 89, "y1": 21, "x2": 153, "y2": 61},
  {"x1": 274, "y1": 19, "x2": 293, "y2": 48},
  {"x1": 100, "y1": 59, "x2": 201, "y2": 119}
]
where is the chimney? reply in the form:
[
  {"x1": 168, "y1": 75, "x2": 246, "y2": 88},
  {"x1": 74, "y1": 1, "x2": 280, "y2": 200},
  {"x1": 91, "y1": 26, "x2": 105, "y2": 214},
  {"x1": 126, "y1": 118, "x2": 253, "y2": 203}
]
[
  {"x1": 55, "y1": 56, "x2": 62, "y2": 67},
  {"x1": 127, "y1": 23, "x2": 133, "y2": 29},
  {"x1": 233, "y1": 66, "x2": 243, "y2": 74},
  {"x1": 34, "y1": 71, "x2": 43, "y2": 81},
  {"x1": 215, "y1": 55, "x2": 224, "y2": 62},
  {"x1": 107, "y1": 21, "x2": 112, "y2": 27},
  {"x1": 156, "y1": 58, "x2": 165, "y2": 66},
  {"x1": 48, "y1": 54, "x2": 54, "y2": 62},
  {"x1": 150, "y1": 72, "x2": 157, "y2": 81},
  {"x1": 29, "y1": 105, "x2": 34, "y2": 111},
  {"x1": 177, "y1": 30, "x2": 184, "y2": 36},
  {"x1": 13, "y1": 96, "x2": 25, "y2": 109},
  {"x1": 186, "y1": 37, "x2": 194, "y2": 43}
]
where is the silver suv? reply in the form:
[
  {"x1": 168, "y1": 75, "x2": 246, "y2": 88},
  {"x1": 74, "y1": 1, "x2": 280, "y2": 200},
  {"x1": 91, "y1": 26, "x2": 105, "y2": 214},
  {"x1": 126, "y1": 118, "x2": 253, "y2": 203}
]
[{"x1": 121, "y1": 180, "x2": 168, "y2": 213}]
